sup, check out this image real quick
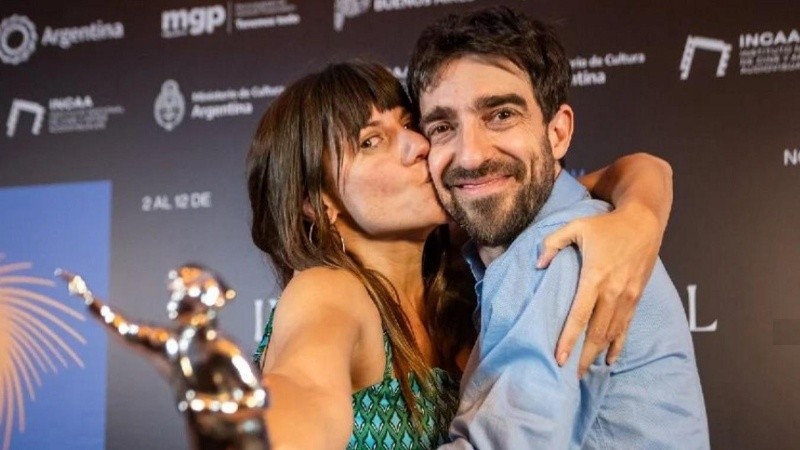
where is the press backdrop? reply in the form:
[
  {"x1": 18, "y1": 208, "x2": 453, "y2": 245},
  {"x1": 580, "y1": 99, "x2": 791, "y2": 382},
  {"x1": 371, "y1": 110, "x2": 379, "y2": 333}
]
[{"x1": 1, "y1": 1, "x2": 798, "y2": 449}]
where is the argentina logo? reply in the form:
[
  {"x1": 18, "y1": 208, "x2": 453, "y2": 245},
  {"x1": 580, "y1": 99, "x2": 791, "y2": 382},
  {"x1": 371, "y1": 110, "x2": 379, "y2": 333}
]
[
  {"x1": 0, "y1": 15, "x2": 37, "y2": 66},
  {"x1": 154, "y1": 80, "x2": 186, "y2": 132}
]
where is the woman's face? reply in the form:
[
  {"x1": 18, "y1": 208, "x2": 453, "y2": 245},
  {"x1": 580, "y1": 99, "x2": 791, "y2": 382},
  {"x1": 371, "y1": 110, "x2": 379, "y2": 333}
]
[{"x1": 332, "y1": 106, "x2": 448, "y2": 238}]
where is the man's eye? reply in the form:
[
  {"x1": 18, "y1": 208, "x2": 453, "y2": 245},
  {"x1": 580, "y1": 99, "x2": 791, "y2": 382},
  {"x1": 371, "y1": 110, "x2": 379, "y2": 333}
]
[
  {"x1": 428, "y1": 123, "x2": 452, "y2": 136},
  {"x1": 493, "y1": 109, "x2": 515, "y2": 121}
]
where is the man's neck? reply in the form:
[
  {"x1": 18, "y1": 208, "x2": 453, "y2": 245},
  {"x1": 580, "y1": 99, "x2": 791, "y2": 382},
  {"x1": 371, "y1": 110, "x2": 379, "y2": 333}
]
[{"x1": 478, "y1": 244, "x2": 507, "y2": 267}]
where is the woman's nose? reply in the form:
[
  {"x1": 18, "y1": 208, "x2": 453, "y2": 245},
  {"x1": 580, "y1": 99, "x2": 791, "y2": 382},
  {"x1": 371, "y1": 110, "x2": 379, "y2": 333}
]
[{"x1": 400, "y1": 128, "x2": 431, "y2": 166}]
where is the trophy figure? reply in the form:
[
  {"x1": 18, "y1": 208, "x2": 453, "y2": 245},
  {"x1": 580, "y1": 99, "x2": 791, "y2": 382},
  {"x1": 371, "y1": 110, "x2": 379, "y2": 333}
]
[{"x1": 56, "y1": 265, "x2": 270, "y2": 450}]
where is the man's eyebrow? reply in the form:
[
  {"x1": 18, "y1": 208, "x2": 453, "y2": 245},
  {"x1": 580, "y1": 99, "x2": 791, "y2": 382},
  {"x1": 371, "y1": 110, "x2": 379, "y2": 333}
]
[
  {"x1": 420, "y1": 106, "x2": 455, "y2": 128},
  {"x1": 474, "y1": 93, "x2": 528, "y2": 111}
]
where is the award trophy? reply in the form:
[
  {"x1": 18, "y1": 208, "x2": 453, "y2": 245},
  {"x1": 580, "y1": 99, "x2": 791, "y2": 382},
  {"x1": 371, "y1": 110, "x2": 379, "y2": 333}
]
[{"x1": 57, "y1": 264, "x2": 270, "y2": 450}]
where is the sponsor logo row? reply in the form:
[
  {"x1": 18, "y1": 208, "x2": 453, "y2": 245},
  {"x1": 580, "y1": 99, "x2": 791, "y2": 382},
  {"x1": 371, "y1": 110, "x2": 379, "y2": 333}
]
[
  {"x1": 5, "y1": 79, "x2": 284, "y2": 137},
  {"x1": 2, "y1": 6, "x2": 798, "y2": 82},
  {"x1": 570, "y1": 29, "x2": 800, "y2": 87},
  {"x1": 0, "y1": 1, "x2": 303, "y2": 66}
]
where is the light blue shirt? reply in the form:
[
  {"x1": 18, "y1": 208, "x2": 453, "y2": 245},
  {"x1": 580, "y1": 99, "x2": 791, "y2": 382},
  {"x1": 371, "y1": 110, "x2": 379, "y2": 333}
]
[{"x1": 442, "y1": 171, "x2": 709, "y2": 449}]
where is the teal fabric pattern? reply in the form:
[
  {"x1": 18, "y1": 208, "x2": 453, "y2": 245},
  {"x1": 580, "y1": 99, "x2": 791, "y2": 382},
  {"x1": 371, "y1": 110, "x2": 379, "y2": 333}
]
[{"x1": 253, "y1": 306, "x2": 459, "y2": 449}]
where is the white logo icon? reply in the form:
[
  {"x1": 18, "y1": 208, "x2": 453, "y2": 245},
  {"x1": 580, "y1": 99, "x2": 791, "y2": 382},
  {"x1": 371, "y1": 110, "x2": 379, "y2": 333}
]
[
  {"x1": 154, "y1": 80, "x2": 186, "y2": 131},
  {"x1": 6, "y1": 99, "x2": 45, "y2": 137},
  {"x1": 333, "y1": 0, "x2": 371, "y2": 32},
  {"x1": 679, "y1": 35, "x2": 732, "y2": 80},
  {"x1": 0, "y1": 15, "x2": 37, "y2": 65},
  {"x1": 162, "y1": 6, "x2": 226, "y2": 38}
]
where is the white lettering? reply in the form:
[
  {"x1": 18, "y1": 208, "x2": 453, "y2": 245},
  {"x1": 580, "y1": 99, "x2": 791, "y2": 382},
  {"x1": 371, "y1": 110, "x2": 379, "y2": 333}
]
[
  {"x1": 740, "y1": 29, "x2": 800, "y2": 48},
  {"x1": 570, "y1": 57, "x2": 588, "y2": 70},
  {"x1": 190, "y1": 102, "x2": 253, "y2": 121},
  {"x1": 152, "y1": 195, "x2": 172, "y2": 211},
  {"x1": 190, "y1": 192, "x2": 212, "y2": 208},
  {"x1": 40, "y1": 20, "x2": 124, "y2": 49},
  {"x1": 191, "y1": 89, "x2": 238, "y2": 103},
  {"x1": 374, "y1": 0, "x2": 432, "y2": 12},
  {"x1": 687, "y1": 285, "x2": 718, "y2": 332},
  {"x1": 162, "y1": 6, "x2": 226, "y2": 38},
  {"x1": 49, "y1": 96, "x2": 94, "y2": 110},
  {"x1": 250, "y1": 85, "x2": 284, "y2": 98},
  {"x1": 785, "y1": 148, "x2": 799, "y2": 166},
  {"x1": 604, "y1": 52, "x2": 646, "y2": 67},
  {"x1": 571, "y1": 70, "x2": 606, "y2": 87}
]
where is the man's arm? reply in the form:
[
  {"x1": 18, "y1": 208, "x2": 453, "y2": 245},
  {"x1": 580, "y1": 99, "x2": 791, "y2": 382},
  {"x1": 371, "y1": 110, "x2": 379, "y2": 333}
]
[{"x1": 538, "y1": 153, "x2": 673, "y2": 375}]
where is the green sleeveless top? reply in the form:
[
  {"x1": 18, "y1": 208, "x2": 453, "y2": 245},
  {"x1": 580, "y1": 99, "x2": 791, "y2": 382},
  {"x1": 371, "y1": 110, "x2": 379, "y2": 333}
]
[{"x1": 253, "y1": 307, "x2": 459, "y2": 449}]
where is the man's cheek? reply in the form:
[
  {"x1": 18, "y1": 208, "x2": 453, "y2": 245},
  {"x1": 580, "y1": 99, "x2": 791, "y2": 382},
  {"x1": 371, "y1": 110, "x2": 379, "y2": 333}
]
[{"x1": 427, "y1": 149, "x2": 447, "y2": 184}]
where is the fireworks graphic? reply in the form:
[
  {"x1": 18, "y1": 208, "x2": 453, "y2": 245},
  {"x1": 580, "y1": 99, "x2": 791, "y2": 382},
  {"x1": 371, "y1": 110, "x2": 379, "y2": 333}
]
[{"x1": 0, "y1": 255, "x2": 86, "y2": 450}]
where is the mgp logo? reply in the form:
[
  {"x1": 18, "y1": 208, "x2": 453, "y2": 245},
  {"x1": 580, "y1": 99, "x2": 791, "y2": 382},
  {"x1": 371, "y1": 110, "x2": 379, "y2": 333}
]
[{"x1": 162, "y1": 5, "x2": 226, "y2": 38}]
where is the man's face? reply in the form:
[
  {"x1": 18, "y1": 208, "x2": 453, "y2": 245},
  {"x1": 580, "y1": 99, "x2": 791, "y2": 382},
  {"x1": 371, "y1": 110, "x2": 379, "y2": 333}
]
[{"x1": 419, "y1": 56, "x2": 559, "y2": 247}]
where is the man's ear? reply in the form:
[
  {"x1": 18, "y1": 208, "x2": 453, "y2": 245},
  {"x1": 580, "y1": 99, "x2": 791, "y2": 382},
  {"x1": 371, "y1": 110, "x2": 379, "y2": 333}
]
[{"x1": 547, "y1": 104, "x2": 574, "y2": 161}]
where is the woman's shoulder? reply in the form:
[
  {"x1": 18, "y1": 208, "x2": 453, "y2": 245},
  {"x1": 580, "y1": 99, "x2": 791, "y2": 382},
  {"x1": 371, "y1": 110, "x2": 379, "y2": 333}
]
[{"x1": 278, "y1": 266, "x2": 378, "y2": 322}]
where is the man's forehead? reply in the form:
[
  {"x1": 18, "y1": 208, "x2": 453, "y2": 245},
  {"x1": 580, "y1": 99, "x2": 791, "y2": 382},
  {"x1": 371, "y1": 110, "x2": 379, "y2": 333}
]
[{"x1": 420, "y1": 54, "x2": 534, "y2": 106}]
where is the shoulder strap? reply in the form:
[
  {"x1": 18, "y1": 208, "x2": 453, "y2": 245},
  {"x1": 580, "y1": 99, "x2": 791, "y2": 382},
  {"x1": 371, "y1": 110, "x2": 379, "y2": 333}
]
[
  {"x1": 381, "y1": 330, "x2": 394, "y2": 379},
  {"x1": 252, "y1": 305, "x2": 278, "y2": 368}
]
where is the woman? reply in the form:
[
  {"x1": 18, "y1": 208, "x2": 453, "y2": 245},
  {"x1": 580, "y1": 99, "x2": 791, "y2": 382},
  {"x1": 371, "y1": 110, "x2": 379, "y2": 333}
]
[{"x1": 247, "y1": 61, "x2": 671, "y2": 449}]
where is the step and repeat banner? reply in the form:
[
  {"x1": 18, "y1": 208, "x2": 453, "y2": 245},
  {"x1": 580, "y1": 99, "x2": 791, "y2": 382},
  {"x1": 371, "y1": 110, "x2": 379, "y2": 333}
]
[{"x1": 0, "y1": 1, "x2": 798, "y2": 449}]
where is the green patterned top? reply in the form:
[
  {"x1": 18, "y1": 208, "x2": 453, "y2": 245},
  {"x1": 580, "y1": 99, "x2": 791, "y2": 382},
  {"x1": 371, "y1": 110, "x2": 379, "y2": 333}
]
[{"x1": 253, "y1": 306, "x2": 459, "y2": 449}]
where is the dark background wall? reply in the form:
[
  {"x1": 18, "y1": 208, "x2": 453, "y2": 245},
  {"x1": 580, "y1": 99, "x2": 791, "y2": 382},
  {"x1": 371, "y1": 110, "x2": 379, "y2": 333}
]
[{"x1": 1, "y1": 1, "x2": 798, "y2": 448}]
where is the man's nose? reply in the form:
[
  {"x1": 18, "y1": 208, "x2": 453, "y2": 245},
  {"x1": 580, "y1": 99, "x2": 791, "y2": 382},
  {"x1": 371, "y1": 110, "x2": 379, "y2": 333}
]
[
  {"x1": 400, "y1": 128, "x2": 431, "y2": 166},
  {"x1": 454, "y1": 120, "x2": 492, "y2": 170}
]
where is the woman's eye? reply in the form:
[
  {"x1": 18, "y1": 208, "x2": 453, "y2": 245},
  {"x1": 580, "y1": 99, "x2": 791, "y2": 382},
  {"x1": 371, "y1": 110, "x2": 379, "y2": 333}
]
[{"x1": 360, "y1": 136, "x2": 380, "y2": 149}]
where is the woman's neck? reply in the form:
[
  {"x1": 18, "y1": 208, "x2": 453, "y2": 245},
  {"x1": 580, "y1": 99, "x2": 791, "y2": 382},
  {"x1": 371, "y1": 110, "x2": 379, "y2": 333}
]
[{"x1": 343, "y1": 231, "x2": 428, "y2": 312}]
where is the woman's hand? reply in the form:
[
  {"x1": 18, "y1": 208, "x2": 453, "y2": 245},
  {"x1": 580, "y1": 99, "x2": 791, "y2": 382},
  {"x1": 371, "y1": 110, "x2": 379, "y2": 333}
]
[
  {"x1": 541, "y1": 152, "x2": 672, "y2": 377},
  {"x1": 538, "y1": 201, "x2": 664, "y2": 377}
]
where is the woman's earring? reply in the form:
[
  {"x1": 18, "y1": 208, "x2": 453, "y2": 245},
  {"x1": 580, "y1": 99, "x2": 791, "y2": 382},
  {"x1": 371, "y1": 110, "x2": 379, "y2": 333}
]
[{"x1": 308, "y1": 222, "x2": 346, "y2": 253}]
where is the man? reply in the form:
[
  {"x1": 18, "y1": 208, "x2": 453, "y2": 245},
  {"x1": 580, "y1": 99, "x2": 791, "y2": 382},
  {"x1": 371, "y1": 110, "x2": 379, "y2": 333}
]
[{"x1": 408, "y1": 6, "x2": 710, "y2": 449}]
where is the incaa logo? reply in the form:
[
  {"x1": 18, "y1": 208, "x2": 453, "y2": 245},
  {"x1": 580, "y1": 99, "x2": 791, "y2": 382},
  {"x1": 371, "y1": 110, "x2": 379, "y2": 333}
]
[
  {"x1": 679, "y1": 35, "x2": 732, "y2": 80},
  {"x1": 162, "y1": 5, "x2": 226, "y2": 38},
  {"x1": 6, "y1": 99, "x2": 45, "y2": 137},
  {"x1": 0, "y1": 15, "x2": 37, "y2": 65}
]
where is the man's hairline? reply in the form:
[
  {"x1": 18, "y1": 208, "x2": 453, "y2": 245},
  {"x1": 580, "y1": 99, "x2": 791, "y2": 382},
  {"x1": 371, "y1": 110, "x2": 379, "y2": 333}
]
[{"x1": 417, "y1": 53, "x2": 536, "y2": 105}]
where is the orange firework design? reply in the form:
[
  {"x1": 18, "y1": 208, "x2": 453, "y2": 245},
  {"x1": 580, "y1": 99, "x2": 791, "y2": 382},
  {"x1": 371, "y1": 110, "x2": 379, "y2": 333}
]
[{"x1": 0, "y1": 255, "x2": 86, "y2": 450}]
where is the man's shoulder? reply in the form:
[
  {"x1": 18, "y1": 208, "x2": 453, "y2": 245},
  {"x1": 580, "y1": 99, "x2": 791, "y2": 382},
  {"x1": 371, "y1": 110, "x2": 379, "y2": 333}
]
[
  {"x1": 507, "y1": 196, "x2": 611, "y2": 255},
  {"x1": 536, "y1": 197, "x2": 611, "y2": 230}
]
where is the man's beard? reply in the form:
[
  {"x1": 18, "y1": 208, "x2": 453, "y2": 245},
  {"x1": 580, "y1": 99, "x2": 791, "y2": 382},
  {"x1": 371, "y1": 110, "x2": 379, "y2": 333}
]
[{"x1": 441, "y1": 138, "x2": 556, "y2": 248}]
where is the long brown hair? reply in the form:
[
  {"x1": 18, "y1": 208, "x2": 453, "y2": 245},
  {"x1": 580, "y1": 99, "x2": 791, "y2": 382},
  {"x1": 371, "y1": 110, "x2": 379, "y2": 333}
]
[{"x1": 247, "y1": 61, "x2": 475, "y2": 418}]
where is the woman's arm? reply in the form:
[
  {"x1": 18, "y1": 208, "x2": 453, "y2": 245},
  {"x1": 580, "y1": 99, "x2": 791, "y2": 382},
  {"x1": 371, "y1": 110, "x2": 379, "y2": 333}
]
[
  {"x1": 539, "y1": 152, "x2": 673, "y2": 377},
  {"x1": 261, "y1": 268, "x2": 369, "y2": 450},
  {"x1": 578, "y1": 152, "x2": 672, "y2": 231}
]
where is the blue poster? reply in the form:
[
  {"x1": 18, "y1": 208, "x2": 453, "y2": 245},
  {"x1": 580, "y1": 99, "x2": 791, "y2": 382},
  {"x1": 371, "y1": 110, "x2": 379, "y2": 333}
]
[{"x1": 0, "y1": 181, "x2": 110, "y2": 450}]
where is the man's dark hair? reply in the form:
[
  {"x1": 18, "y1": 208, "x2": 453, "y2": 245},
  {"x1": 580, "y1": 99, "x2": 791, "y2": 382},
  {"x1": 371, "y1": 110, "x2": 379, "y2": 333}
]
[{"x1": 407, "y1": 6, "x2": 571, "y2": 123}]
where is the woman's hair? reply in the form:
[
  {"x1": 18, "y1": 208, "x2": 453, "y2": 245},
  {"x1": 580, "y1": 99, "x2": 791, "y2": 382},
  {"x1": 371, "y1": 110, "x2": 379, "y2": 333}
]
[{"x1": 246, "y1": 61, "x2": 475, "y2": 418}]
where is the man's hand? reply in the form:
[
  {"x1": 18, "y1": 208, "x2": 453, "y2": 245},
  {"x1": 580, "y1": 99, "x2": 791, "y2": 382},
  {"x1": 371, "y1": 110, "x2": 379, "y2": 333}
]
[{"x1": 537, "y1": 202, "x2": 663, "y2": 377}]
